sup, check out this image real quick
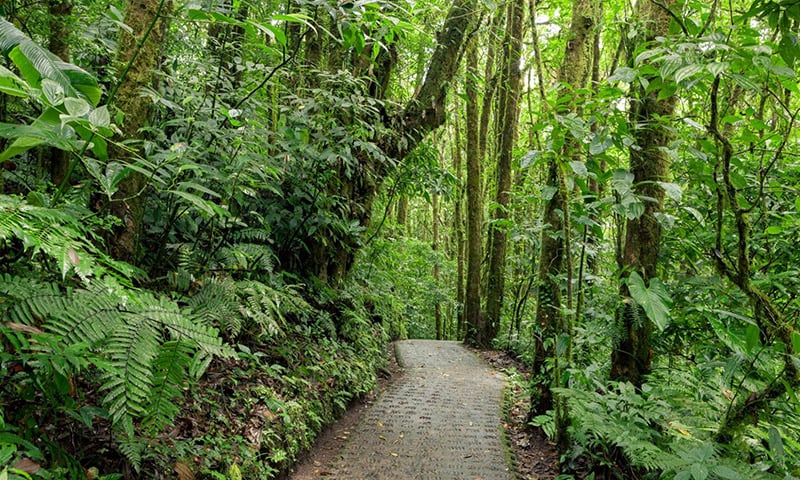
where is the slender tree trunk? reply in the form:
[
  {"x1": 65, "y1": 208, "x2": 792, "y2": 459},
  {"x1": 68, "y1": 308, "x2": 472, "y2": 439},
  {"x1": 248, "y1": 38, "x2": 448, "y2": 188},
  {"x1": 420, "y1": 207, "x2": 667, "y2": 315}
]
[
  {"x1": 107, "y1": 0, "x2": 172, "y2": 263},
  {"x1": 453, "y1": 117, "x2": 466, "y2": 339},
  {"x1": 484, "y1": 0, "x2": 525, "y2": 348},
  {"x1": 48, "y1": 0, "x2": 72, "y2": 187},
  {"x1": 609, "y1": 0, "x2": 677, "y2": 387},
  {"x1": 433, "y1": 192, "x2": 442, "y2": 340},
  {"x1": 532, "y1": 0, "x2": 601, "y2": 419},
  {"x1": 464, "y1": 43, "x2": 484, "y2": 346}
]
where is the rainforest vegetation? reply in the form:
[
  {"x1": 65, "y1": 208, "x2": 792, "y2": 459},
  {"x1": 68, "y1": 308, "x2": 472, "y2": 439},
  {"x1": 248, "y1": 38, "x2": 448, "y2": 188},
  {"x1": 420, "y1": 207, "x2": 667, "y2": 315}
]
[{"x1": 1, "y1": 0, "x2": 799, "y2": 478}]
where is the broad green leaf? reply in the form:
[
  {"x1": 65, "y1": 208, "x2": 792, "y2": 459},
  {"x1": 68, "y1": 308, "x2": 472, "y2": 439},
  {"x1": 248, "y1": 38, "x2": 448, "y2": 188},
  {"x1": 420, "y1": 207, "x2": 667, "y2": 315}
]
[
  {"x1": 745, "y1": 324, "x2": 761, "y2": 353},
  {"x1": 690, "y1": 463, "x2": 708, "y2": 480},
  {"x1": 675, "y1": 63, "x2": 705, "y2": 84},
  {"x1": 542, "y1": 185, "x2": 558, "y2": 201},
  {"x1": 792, "y1": 332, "x2": 800, "y2": 355},
  {"x1": 589, "y1": 133, "x2": 613, "y2": 155},
  {"x1": 247, "y1": 20, "x2": 287, "y2": 47},
  {"x1": 0, "y1": 136, "x2": 46, "y2": 161},
  {"x1": 612, "y1": 169, "x2": 635, "y2": 195},
  {"x1": 712, "y1": 465, "x2": 743, "y2": 480},
  {"x1": 1, "y1": 18, "x2": 101, "y2": 105},
  {"x1": 41, "y1": 78, "x2": 64, "y2": 105},
  {"x1": 658, "y1": 182, "x2": 682, "y2": 202},
  {"x1": 683, "y1": 206, "x2": 705, "y2": 226},
  {"x1": 607, "y1": 66, "x2": 637, "y2": 83},
  {"x1": 765, "y1": 225, "x2": 782, "y2": 235},
  {"x1": 169, "y1": 190, "x2": 228, "y2": 218},
  {"x1": 625, "y1": 201, "x2": 645, "y2": 220},
  {"x1": 569, "y1": 161, "x2": 588, "y2": 177},
  {"x1": 627, "y1": 272, "x2": 671, "y2": 331},
  {"x1": 0, "y1": 65, "x2": 28, "y2": 97},
  {"x1": 89, "y1": 106, "x2": 111, "y2": 128},
  {"x1": 768, "y1": 427, "x2": 785, "y2": 468},
  {"x1": 520, "y1": 150, "x2": 541, "y2": 168},
  {"x1": 706, "y1": 61, "x2": 729, "y2": 76},
  {"x1": 0, "y1": 121, "x2": 81, "y2": 160},
  {"x1": 64, "y1": 97, "x2": 91, "y2": 117},
  {"x1": 729, "y1": 73, "x2": 760, "y2": 91},
  {"x1": 767, "y1": 64, "x2": 796, "y2": 78}
]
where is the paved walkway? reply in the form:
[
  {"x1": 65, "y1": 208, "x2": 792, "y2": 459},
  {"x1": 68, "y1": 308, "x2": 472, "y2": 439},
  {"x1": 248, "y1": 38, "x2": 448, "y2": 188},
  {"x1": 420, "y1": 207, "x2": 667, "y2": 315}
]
[{"x1": 294, "y1": 340, "x2": 514, "y2": 479}]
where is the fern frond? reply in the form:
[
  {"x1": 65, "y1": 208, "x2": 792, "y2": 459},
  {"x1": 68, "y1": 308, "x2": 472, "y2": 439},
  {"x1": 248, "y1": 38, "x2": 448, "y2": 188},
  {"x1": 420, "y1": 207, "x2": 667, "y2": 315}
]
[
  {"x1": 236, "y1": 280, "x2": 285, "y2": 339},
  {"x1": 143, "y1": 340, "x2": 193, "y2": 429},
  {"x1": 102, "y1": 321, "x2": 159, "y2": 423},
  {"x1": 187, "y1": 276, "x2": 241, "y2": 336},
  {"x1": 0, "y1": 194, "x2": 135, "y2": 280}
]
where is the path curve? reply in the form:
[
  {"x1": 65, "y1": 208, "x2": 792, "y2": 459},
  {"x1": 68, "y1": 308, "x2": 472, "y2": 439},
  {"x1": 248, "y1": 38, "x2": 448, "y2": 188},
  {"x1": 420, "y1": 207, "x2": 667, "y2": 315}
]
[{"x1": 291, "y1": 339, "x2": 514, "y2": 479}]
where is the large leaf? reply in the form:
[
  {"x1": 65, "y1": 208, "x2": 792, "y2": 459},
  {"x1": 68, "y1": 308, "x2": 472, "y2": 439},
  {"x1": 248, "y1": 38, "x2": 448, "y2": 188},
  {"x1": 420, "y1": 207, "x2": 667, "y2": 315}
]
[
  {"x1": 0, "y1": 122, "x2": 82, "y2": 161},
  {"x1": 626, "y1": 272, "x2": 671, "y2": 331},
  {"x1": 0, "y1": 17, "x2": 101, "y2": 105}
]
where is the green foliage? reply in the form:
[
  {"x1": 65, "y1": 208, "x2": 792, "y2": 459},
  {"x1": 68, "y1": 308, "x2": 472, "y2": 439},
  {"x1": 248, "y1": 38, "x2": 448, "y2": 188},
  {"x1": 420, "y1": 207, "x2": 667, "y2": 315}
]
[{"x1": 626, "y1": 272, "x2": 671, "y2": 332}]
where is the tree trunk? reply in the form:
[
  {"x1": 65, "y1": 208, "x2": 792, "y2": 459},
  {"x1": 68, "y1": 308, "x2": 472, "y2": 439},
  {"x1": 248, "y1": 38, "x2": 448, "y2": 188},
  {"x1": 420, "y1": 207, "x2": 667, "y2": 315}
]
[
  {"x1": 464, "y1": 43, "x2": 484, "y2": 346},
  {"x1": 532, "y1": 0, "x2": 601, "y2": 418},
  {"x1": 453, "y1": 116, "x2": 466, "y2": 339},
  {"x1": 484, "y1": 0, "x2": 525, "y2": 348},
  {"x1": 609, "y1": 0, "x2": 677, "y2": 387},
  {"x1": 433, "y1": 192, "x2": 442, "y2": 340},
  {"x1": 48, "y1": 0, "x2": 72, "y2": 187},
  {"x1": 107, "y1": 0, "x2": 172, "y2": 263}
]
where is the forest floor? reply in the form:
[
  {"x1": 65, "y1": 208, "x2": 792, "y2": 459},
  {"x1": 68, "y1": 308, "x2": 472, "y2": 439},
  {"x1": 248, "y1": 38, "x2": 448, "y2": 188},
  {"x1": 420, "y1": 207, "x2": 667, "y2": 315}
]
[{"x1": 285, "y1": 340, "x2": 560, "y2": 480}]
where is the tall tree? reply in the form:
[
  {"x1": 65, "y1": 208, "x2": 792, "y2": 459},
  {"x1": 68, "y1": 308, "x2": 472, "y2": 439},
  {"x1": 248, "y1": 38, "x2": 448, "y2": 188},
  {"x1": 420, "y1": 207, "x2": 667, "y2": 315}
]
[
  {"x1": 532, "y1": 0, "x2": 602, "y2": 416},
  {"x1": 483, "y1": 0, "x2": 525, "y2": 347},
  {"x1": 47, "y1": 0, "x2": 72, "y2": 186},
  {"x1": 609, "y1": 0, "x2": 677, "y2": 386},
  {"x1": 107, "y1": 0, "x2": 173, "y2": 262},
  {"x1": 452, "y1": 116, "x2": 466, "y2": 339},
  {"x1": 464, "y1": 43, "x2": 484, "y2": 345}
]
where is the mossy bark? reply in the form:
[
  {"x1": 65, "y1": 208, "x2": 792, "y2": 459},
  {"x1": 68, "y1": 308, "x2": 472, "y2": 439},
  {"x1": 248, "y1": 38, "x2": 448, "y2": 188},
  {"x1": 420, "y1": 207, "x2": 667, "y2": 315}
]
[
  {"x1": 107, "y1": 0, "x2": 172, "y2": 263},
  {"x1": 48, "y1": 0, "x2": 72, "y2": 187},
  {"x1": 485, "y1": 0, "x2": 525, "y2": 348},
  {"x1": 464, "y1": 43, "x2": 484, "y2": 346},
  {"x1": 609, "y1": 0, "x2": 678, "y2": 386},
  {"x1": 532, "y1": 0, "x2": 602, "y2": 416}
]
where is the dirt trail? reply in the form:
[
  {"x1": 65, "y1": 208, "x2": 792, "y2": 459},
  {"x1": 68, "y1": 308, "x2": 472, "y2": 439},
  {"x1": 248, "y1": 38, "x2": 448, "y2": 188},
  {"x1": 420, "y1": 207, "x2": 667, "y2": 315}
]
[{"x1": 288, "y1": 339, "x2": 514, "y2": 480}]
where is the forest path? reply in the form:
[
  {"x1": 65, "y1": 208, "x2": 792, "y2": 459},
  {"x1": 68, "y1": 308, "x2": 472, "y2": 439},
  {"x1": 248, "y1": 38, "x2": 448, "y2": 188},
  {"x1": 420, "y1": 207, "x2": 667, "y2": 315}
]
[{"x1": 288, "y1": 339, "x2": 514, "y2": 480}]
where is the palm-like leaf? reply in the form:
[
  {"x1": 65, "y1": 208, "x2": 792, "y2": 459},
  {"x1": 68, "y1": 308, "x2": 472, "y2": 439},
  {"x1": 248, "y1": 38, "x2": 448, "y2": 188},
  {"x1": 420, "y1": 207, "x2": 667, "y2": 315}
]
[{"x1": 0, "y1": 17, "x2": 101, "y2": 105}]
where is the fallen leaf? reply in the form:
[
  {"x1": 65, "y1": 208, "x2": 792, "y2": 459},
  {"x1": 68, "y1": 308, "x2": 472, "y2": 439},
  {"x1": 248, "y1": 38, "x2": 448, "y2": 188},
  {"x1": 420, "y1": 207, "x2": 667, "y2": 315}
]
[
  {"x1": 174, "y1": 461, "x2": 194, "y2": 480},
  {"x1": 390, "y1": 452, "x2": 398, "y2": 457},
  {"x1": 68, "y1": 248, "x2": 80, "y2": 266},
  {"x1": 6, "y1": 322, "x2": 44, "y2": 335},
  {"x1": 13, "y1": 458, "x2": 41, "y2": 474}
]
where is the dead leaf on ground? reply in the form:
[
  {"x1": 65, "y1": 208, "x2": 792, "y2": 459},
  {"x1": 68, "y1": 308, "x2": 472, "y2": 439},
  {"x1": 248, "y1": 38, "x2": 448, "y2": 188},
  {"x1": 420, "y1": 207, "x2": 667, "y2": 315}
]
[{"x1": 12, "y1": 458, "x2": 41, "y2": 474}]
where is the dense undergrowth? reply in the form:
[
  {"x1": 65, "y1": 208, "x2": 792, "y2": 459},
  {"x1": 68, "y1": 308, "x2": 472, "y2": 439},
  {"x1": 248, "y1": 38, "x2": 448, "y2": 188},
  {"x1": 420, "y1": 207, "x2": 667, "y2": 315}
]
[
  {"x1": 0, "y1": 193, "x2": 391, "y2": 479},
  {"x1": 0, "y1": 14, "x2": 397, "y2": 478}
]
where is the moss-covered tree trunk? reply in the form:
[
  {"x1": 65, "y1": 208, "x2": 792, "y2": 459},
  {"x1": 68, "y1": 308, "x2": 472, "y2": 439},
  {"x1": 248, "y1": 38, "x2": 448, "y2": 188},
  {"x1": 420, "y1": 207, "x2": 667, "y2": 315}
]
[
  {"x1": 484, "y1": 0, "x2": 525, "y2": 348},
  {"x1": 464, "y1": 43, "x2": 484, "y2": 346},
  {"x1": 453, "y1": 117, "x2": 466, "y2": 339},
  {"x1": 532, "y1": 0, "x2": 601, "y2": 417},
  {"x1": 47, "y1": 0, "x2": 72, "y2": 187},
  {"x1": 609, "y1": 0, "x2": 677, "y2": 386},
  {"x1": 107, "y1": 0, "x2": 172, "y2": 263}
]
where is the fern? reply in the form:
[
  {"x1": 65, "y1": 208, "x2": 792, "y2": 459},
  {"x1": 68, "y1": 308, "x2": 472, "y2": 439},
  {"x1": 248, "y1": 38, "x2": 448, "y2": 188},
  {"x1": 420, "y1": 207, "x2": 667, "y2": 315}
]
[
  {"x1": 0, "y1": 274, "x2": 234, "y2": 432},
  {"x1": 0, "y1": 194, "x2": 135, "y2": 280},
  {"x1": 187, "y1": 276, "x2": 241, "y2": 336},
  {"x1": 236, "y1": 280, "x2": 286, "y2": 339}
]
